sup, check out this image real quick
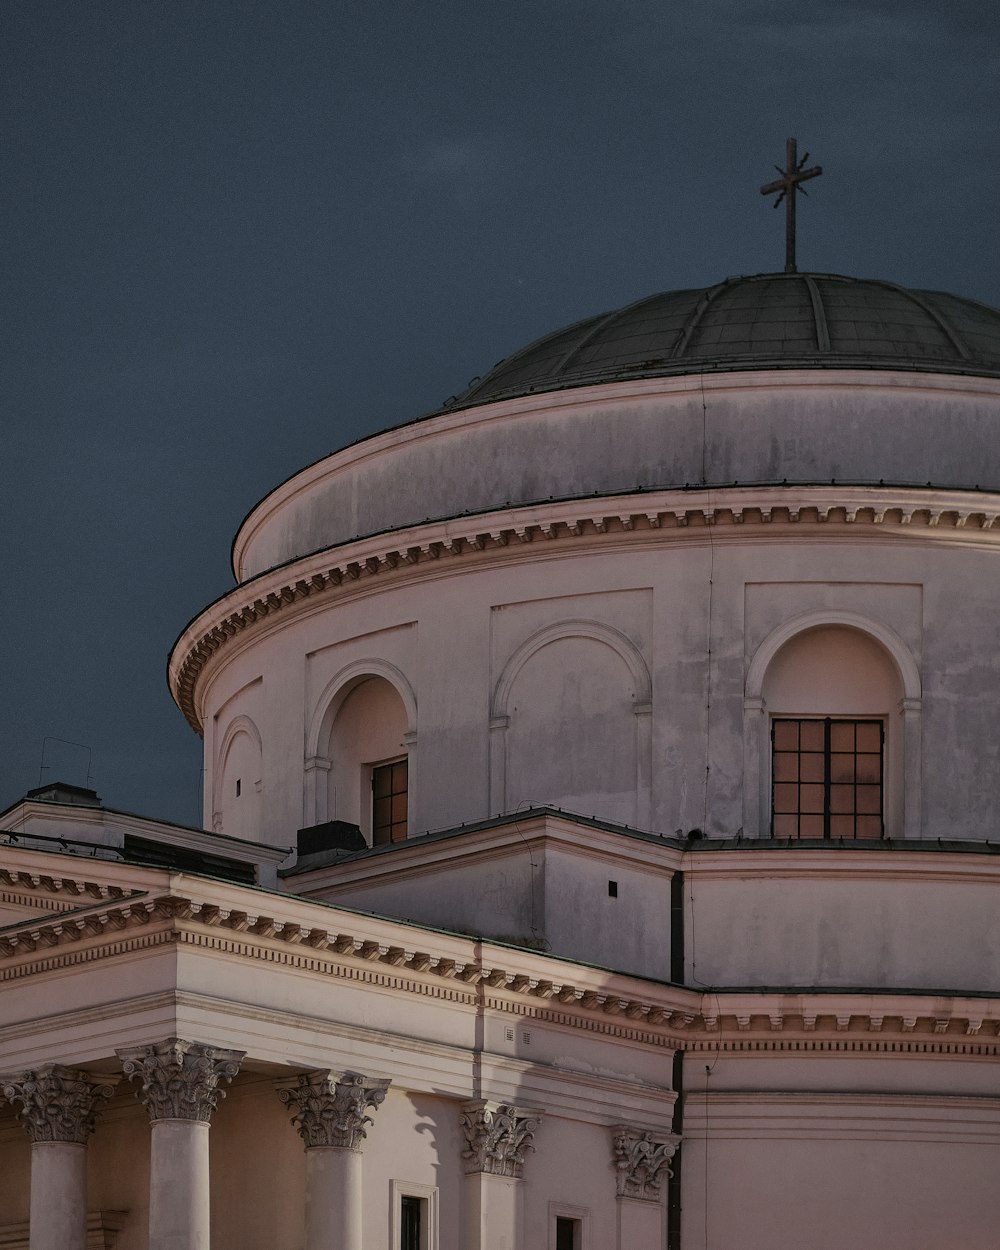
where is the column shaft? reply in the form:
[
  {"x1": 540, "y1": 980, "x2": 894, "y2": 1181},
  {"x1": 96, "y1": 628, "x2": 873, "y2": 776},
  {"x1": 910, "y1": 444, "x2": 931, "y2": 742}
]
[
  {"x1": 276, "y1": 1068, "x2": 390, "y2": 1250},
  {"x1": 148, "y1": 1120, "x2": 211, "y2": 1250},
  {"x1": 118, "y1": 1039, "x2": 244, "y2": 1250},
  {"x1": 305, "y1": 1147, "x2": 362, "y2": 1250},
  {"x1": 29, "y1": 1141, "x2": 87, "y2": 1250},
  {"x1": 3, "y1": 1065, "x2": 117, "y2": 1250}
]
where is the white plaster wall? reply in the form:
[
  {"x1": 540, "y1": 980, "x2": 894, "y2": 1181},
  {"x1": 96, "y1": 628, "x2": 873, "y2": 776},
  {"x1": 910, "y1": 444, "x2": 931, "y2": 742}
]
[
  {"x1": 503, "y1": 635, "x2": 639, "y2": 824},
  {"x1": 88, "y1": 1099, "x2": 151, "y2": 1250},
  {"x1": 210, "y1": 1079, "x2": 305, "y2": 1250},
  {"x1": 208, "y1": 677, "x2": 266, "y2": 842},
  {"x1": 319, "y1": 840, "x2": 673, "y2": 977},
  {"x1": 682, "y1": 1091, "x2": 1000, "y2": 1250},
  {"x1": 536, "y1": 844, "x2": 672, "y2": 979},
  {"x1": 0, "y1": 1113, "x2": 30, "y2": 1227},
  {"x1": 198, "y1": 528, "x2": 1000, "y2": 851},
  {"x1": 920, "y1": 545, "x2": 1000, "y2": 836},
  {"x1": 217, "y1": 727, "x2": 263, "y2": 840},
  {"x1": 687, "y1": 861, "x2": 1000, "y2": 989},
  {"x1": 326, "y1": 846, "x2": 541, "y2": 944},
  {"x1": 234, "y1": 374, "x2": 1000, "y2": 579},
  {"x1": 359, "y1": 1088, "x2": 466, "y2": 1250},
  {"x1": 522, "y1": 1115, "x2": 622, "y2": 1248}
]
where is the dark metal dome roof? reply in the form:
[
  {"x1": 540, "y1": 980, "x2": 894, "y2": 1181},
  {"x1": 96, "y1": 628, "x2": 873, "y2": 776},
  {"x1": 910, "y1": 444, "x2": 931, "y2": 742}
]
[{"x1": 450, "y1": 273, "x2": 1000, "y2": 409}]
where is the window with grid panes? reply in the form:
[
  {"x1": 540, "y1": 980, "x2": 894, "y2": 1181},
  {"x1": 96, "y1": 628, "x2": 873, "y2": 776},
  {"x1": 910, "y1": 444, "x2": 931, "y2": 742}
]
[
  {"x1": 772, "y1": 718, "x2": 883, "y2": 839},
  {"x1": 372, "y1": 757, "x2": 408, "y2": 845}
]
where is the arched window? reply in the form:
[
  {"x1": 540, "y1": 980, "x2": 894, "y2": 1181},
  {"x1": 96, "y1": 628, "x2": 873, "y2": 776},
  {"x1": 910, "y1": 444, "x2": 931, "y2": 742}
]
[
  {"x1": 308, "y1": 670, "x2": 414, "y2": 845},
  {"x1": 744, "y1": 613, "x2": 921, "y2": 839}
]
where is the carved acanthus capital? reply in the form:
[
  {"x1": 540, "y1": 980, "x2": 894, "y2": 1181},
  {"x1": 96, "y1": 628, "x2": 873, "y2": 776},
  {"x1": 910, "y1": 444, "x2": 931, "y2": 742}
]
[
  {"x1": 460, "y1": 1100, "x2": 541, "y2": 1178},
  {"x1": 1, "y1": 1065, "x2": 118, "y2": 1144},
  {"x1": 276, "y1": 1070, "x2": 391, "y2": 1150},
  {"x1": 611, "y1": 1126, "x2": 681, "y2": 1200},
  {"x1": 116, "y1": 1038, "x2": 244, "y2": 1123}
]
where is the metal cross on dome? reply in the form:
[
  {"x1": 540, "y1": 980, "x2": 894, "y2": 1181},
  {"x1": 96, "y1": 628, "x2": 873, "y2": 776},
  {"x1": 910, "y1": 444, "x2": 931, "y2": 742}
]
[{"x1": 760, "y1": 138, "x2": 822, "y2": 274}]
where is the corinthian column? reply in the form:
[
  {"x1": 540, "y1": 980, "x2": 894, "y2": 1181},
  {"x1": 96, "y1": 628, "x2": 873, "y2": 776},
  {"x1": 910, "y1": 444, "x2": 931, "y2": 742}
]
[
  {"x1": 117, "y1": 1038, "x2": 244, "y2": 1250},
  {"x1": 276, "y1": 1069, "x2": 391, "y2": 1250},
  {"x1": 460, "y1": 1100, "x2": 541, "y2": 1250},
  {"x1": 610, "y1": 1125, "x2": 681, "y2": 1250},
  {"x1": 2, "y1": 1065, "x2": 118, "y2": 1250}
]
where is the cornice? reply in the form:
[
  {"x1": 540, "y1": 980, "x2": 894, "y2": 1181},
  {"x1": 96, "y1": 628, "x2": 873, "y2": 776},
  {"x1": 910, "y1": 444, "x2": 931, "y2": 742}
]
[
  {"x1": 170, "y1": 483, "x2": 1000, "y2": 734},
  {"x1": 2, "y1": 891, "x2": 999, "y2": 1055},
  {"x1": 683, "y1": 847, "x2": 1000, "y2": 886},
  {"x1": 0, "y1": 866, "x2": 137, "y2": 914},
  {"x1": 686, "y1": 1092, "x2": 1000, "y2": 1144}
]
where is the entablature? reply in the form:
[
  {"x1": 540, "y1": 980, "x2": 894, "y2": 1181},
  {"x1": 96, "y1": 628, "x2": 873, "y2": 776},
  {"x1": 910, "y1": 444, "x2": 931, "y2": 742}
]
[
  {"x1": 3, "y1": 878, "x2": 999, "y2": 1059},
  {"x1": 171, "y1": 482, "x2": 1000, "y2": 734}
]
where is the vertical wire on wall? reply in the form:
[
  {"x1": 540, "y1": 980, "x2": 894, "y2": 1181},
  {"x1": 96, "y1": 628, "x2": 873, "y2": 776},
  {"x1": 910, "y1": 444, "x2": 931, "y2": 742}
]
[
  {"x1": 694, "y1": 371, "x2": 722, "y2": 1250},
  {"x1": 689, "y1": 369, "x2": 719, "y2": 989}
]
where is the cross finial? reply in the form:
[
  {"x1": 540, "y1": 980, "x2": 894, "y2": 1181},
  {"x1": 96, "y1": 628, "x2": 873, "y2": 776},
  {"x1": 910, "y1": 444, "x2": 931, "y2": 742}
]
[{"x1": 760, "y1": 138, "x2": 822, "y2": 274}]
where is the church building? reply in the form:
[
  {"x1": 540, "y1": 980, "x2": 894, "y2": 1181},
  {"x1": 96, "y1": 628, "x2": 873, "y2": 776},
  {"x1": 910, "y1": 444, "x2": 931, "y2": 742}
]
[{"x1": 3, "y1": 266, "x2": 1000, "y2": 1250}]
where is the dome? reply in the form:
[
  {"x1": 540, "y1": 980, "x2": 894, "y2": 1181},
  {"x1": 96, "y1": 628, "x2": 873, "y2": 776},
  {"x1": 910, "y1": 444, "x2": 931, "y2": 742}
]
[{"x1": 449, "y1": 272, "x2": 1000, "y2": 409}]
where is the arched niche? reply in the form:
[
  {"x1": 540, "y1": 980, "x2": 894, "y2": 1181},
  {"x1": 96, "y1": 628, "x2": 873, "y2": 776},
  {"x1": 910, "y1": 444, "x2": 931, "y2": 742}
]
[
  {"x1": 214, "y1": 715, "x2": 263, "y2": 840},
  {"x1": 490, "y1": 620, "x2": 652, "y2": 828},
  {"x1": 743, "y1": 611, "x2": 921, "y2": 839},
  {"x1": 305, "y1": 660, "x2": 417, "y2": 841}
]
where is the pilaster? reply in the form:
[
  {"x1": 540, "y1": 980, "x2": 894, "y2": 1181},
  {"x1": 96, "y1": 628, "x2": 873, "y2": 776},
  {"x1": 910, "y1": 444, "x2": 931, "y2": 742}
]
[
  {"x1": 461, "y1": 1100, "x2": 541, "y2": 1250},
  {"x1": 610, "y1": 1126, "x2": 680, "y2": 1250}
]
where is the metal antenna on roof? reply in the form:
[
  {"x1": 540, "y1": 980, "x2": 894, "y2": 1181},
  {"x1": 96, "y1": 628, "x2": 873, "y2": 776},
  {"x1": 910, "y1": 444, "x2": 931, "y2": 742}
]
[
  {"x1": 38, "y1": 736, "x2": 94, "y2": 789},
  {"x1": 759, "y1": 138, "x2": 822, "y2": 274}
]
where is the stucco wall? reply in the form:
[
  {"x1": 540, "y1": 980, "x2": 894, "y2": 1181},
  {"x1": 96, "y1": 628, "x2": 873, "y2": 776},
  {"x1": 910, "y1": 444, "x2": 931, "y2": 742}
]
[
  {"x1": 233, "y1": 373, "x2": 1000, "y2": 580},
  {"x1": 199, "y1": 528, "x2": 1000, "y2": 851}
]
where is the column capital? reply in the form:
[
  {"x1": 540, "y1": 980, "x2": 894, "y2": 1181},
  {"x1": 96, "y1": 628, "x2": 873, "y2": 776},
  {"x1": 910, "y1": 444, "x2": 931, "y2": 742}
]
[
  {"x1": 1, "y1": 1065, "x2": 118, "y2": 1144},
  {"x1": 117, "y1": 1038, "x2": 244, "y2": 1123},
  {"x1": 611, "y1": 1125, "x2": 681, "y2": 1201},
  {"x1": 276, "y1": 1070, "x2": 391, "y2": 1150},
  {"x1": 460, "y1": 1099, "x2": 541, "y2": 1178}
]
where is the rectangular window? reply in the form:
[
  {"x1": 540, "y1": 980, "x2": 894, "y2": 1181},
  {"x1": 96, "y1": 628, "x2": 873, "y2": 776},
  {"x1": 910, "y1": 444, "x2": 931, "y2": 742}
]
[
  {"x1": 391, "y1": 1181, "x2": 437, "y2": 1250},
  {"x1": 772, "y1": 718, "x2": 883, "y2": 840},
  {"x1": 555, "y1": 1217, "x2": 580, "y2": 1250},
  {"x1": 400, "y1": 1195, "x2": 422, "y2": 1250},
  {"x1": 372, "y1": 757, "x2": 408, "y2": 846}
]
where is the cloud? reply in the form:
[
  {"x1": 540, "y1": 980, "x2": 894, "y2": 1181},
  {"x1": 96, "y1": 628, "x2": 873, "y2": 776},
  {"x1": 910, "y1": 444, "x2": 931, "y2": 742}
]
[
  {"x1": 401, "y1": 139, "x2": 487, "y2": 181},
  {"x1": 720, "y1": 0, "x2": 985, "y2": 37}
]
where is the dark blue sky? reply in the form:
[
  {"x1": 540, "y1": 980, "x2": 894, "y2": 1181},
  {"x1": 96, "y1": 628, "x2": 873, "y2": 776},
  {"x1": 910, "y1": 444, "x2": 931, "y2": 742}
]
[{"x1": 3, "y1": 1, "x2": 998, "y2": 826}]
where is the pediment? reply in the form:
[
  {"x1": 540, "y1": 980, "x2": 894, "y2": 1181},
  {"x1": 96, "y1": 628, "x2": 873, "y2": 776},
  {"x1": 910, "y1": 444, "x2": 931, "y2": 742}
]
[
  {"x1": 0, "y1": 854, "x2": 147, "y2": 936},
  {"x1": 0, "y1": 897, "x2": 73, "y2": 927}
]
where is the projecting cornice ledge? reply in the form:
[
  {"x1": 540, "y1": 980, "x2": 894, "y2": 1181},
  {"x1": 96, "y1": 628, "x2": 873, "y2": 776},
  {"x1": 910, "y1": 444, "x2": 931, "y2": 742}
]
[
  {"x1": 2, "y1": 891, "x2": 999, "y2": 1053},
  {"x1": 168, "y1": 483, "x2": 1000, "y2": 734}
]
